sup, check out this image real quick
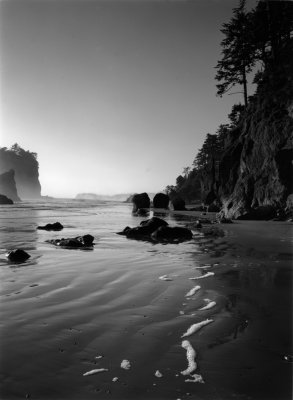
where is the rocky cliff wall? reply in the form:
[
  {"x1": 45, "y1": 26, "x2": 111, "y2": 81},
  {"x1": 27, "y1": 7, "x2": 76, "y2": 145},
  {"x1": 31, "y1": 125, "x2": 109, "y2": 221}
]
[
  {"x1": 0, "y1": 146, "x2": 41, "y2": 199},
  {"x1": 217, "y1": 50, "x2": 293, "y2": 219},
  {"x1": 0, "y1": 169, "x2": 21, "y2": 202}
]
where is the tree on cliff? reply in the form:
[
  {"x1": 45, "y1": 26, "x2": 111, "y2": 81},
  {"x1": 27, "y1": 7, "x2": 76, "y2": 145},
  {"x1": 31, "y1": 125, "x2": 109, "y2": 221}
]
[
  {"x1": 215, "y1": 0, "x2": 255, "y2": 107},
  {"x1": 193, "y1": 133, "x2": 223, "y2": 171},
  {"x1": 0, "y1": 144, "x2": 41, "y2": 199},
  {"x1": 252, "y1": 1, "x2": 293, "y2": 67}
]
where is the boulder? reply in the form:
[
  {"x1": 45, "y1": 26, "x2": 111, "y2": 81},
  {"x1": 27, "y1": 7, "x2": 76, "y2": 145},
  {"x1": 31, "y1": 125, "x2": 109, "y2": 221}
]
[
  {"x1": 47, "y1": 234, "x2": 94, "y2": 248},
  {"x1": 6, "y1": 249, "x2": 31, "y2": 262},
  {"x1": 132, "y1": 192, "x2": 150, "y2": 212},
  {"x1": 117, "y1": 217, "x2": 168, "y2": 239},
  {"x1": 153, "y1": 193, "x2": 169, "y2": 209},
  {"x1": 0, "y1": 194, "x2": 13, "y2": 204},
  {"x1": 135, "y1": 208, "x2": 149, "y2": 216},
  {"x1": 151, "y1": 226, "x2": 192, "y2": 242},
  {"x1": 117, "y1": 217, "x2": 192, "y2": 243},
  {"x1": 171, "y1": 196, "x2": 186, "y2": 211},
  {"x1": 37, "y1": 222, "x2": 63, "y2": 231}
]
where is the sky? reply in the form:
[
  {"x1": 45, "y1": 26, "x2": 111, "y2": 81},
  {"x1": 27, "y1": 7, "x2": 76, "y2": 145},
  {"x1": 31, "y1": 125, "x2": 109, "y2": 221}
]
[{"x1": 0, "y1": 0, "x2": 258, "y2": 198}]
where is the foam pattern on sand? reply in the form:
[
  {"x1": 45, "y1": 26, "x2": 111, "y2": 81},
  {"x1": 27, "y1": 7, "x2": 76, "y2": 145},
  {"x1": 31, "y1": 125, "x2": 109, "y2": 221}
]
[
  {"x1": 181, "y1": 340, "x2": 197, "y2": 375},
  {"x1": 189, "y1": 272, "x2": 215, "y2": 280},
  {"x1": 83, "y1": 368, "x2": 108, "y2": 376},
  {"x1": 181, "y1": 318, "x2": 213, "y2": 338},
  {"x1": 185, "y1": 285, "x2": 201, "y2": 297},
  {"x1": 199, "y1": 299, "x2": 216, "y2": 310}
]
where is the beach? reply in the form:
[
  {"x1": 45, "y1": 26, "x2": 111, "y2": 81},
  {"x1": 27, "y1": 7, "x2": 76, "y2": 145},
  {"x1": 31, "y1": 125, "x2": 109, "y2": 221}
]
[{"x1": 0, "y1": 200, "x2": 292, "y2": 400}]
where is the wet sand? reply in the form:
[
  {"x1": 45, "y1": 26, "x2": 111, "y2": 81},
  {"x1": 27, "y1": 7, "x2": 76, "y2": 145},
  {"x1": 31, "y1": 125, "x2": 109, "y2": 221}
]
[{"x1": 0, "y1": 203, "x2": 292, "y2": 400}]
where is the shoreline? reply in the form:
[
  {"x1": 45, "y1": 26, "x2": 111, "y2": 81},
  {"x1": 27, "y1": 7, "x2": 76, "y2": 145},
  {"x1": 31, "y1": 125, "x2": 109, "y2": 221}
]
[{"x1": 0, "y1": 203, "x2": 292, "y2": 400}]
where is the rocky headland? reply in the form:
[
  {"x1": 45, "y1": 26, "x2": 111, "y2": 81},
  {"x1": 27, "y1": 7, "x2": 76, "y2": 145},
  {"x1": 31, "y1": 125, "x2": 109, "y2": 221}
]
[
  {"x1": 166, "y1": 9, "x2": 293, "y2": 221},
  {"x1": 0, "y1": 169, "x2": 20, "y2": 202},
  {"x1": 0, "y1": 144, "x2": 41, "y2": 200}
]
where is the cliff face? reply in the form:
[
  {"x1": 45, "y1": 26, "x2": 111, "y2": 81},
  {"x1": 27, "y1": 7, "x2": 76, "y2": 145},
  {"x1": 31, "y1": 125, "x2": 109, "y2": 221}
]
[
  {"x1": 217, "y1": 50, "x2": 293, "y2": 219},
  {"x1": 0, "y1": 145, "x2": 41, "y2": 199},
  {"x1": 0, "y1": 169, "x2": 21, "y2": 202}
]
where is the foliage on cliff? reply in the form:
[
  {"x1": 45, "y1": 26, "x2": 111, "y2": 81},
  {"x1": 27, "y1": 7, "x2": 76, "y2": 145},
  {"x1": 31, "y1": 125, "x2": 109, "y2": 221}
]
[
  {"x1": 165, "y1": 1, "x2": 293, "y2": 217},
  {"x1": 0, "y1": 144, "x2": 41, "y2": 199}
]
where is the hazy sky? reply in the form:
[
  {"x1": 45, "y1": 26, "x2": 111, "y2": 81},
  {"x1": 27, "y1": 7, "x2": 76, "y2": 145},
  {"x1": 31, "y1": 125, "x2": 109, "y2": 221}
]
[{"x1": 0, "y1": 0, "x2": 258, "y2": 198}]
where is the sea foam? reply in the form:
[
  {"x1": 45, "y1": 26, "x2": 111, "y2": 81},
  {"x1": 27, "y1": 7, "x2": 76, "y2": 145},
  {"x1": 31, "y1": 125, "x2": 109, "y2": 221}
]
[
  {"x1": 181, "y1": 318, "x2": 213, "y2": 338},
  {"x1": 83, "y1": 368, "x2": 108, "y2": 376},
  {"x1": 199, "y1": 299, "x2": 216, "y2": 310},
  {"x1": 189, "y1": 272, "x2": 215, "y2": 280},
  {"x1": 120, "y1": 359, "x2": 131, "y2": 370},
  {"x1": 185, "y1": 285, "x2": 201, "y2": 297}
]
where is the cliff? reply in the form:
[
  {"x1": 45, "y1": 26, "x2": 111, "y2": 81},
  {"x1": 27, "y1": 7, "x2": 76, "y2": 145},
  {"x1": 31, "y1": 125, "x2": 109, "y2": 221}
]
[
  {"x1": 216, "y1": 44, "x2": 293, "y2": 219},
  {"x1": 0, "y1": 169, "x2": 21, "y2": 202},
  {"x1": 0, "y1": 144, "x2": 41, "y2": 199}
]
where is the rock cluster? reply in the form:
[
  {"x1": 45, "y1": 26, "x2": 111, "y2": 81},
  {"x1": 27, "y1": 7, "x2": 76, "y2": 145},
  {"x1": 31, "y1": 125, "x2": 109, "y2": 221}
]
[
  {"x1": 47, "y1": 234, "x2": 94, "y2": 248},
  {"x1": 117, "y1": 217, "x2": 192, "y2": 243}
]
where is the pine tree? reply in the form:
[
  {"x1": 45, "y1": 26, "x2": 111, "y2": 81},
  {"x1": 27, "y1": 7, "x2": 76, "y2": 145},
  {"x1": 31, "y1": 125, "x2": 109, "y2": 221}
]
[{"x1": 215, "y1": 0, "x2": 255, "y2": 107}]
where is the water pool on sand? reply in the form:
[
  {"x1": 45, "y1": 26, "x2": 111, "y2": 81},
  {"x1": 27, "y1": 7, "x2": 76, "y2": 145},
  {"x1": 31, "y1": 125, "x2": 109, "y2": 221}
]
[{"x1": 0, "y1": 200, "x2": 292, "y2": 399}]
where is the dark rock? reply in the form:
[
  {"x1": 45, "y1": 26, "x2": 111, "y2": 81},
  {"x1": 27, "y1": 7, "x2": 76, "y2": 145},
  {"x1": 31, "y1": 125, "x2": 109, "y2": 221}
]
[
  {"x1": 117, "y1": 217, "x2": 168, "y2": 239},
  {"x1": 140, "y1": 216, "x2": 168, "y2": 230},
  {"x1": 171, "y1": 196, "x2": 186, "y2": 211},
  {"x1": 153, "y1": 193, "x2": 169, "y2": 209},
  {"x1": 237, "y1": 205, "x2": 277, "y2": 221},
  {"x1": 116, "y1": 226, "x2": 131, "y2": 236},
  {"x1": 132, "y1": 193, "x2": 150, "y2": 213},
  {"x1": 151, "y1": 226, "x2": 193, "y2": 242},
  {"x1": 0, "y1": 170, "x2": 21, "y2": 201},
  {"x1": 207, "y1": 204, "x2": 220, "y2": 212},
  {"x1": 6, "y1": 249, "x2": 31, "y2": 262},
  {"x1": 122, "y1": 217, "x2": 168, "y2": 239},
  {"x1": 0, "y1": 194, "x2": 13, "y2": 204},
  {"x1": 135, "y1": 208, "x2": 149, "y2": 216},
  {"x1": 37, "y1": 222, "x2": 63, "y2": 231},
  {"x1": 47, "y1": 234, "x2": 94, "y2": 248}
]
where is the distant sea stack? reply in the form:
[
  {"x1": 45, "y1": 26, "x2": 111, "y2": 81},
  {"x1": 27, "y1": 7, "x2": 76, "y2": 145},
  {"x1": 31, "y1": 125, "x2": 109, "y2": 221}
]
[
  {"x1": 0, "y1": 144, "x2": 41, "y2": 199},
  {"x1": 0, "y1": 169, "x2": 21, "y2": 202},
  {"x1": 76, "y1": 193, "x2": 133, "y2": 202}
]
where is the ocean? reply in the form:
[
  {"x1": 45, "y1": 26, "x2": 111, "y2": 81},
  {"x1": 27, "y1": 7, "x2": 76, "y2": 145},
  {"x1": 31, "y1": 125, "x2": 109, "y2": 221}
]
[{"x1": 0, "y1": 200, "x2": 292, "y2": 400}]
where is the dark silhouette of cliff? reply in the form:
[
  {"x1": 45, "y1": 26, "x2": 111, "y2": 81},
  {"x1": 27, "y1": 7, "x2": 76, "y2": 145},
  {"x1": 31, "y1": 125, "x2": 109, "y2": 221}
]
[
  {"x1": 217, "y1": 41, "x2": 293, "y2": 218},
  {"x1": 0, "y1": 144, "x2": 41, "y2": 199},
  {"x1": 0, "y1": 169, "x2": 20, "y2": 201},
  {"x1": 166, "y1": 1, "x2": 293, "y2": 218}
]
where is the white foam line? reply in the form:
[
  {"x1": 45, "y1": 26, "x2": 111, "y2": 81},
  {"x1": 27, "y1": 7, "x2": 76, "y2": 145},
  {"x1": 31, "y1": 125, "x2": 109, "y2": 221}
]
[
  {"x1": 83, "y1": 368, "x2": 108, "y2": 376},
  {"x1": 185, "y1": 373, "x2": 205, "y2": 383},
  {"x1": 189, "y1": 272, "x2": 215, "y2": 280},
  {"x1": 159, "y1": 275, "x2": 173, "y2": 281},
  {"x1": 181, "y1": 318, "x2": 213, "y2": 338},
  {"x1": 181, "y1": 340, "x2": 197, "y2": 376},
  {"x1": 185, "y1": 285, "x2": 201, "y2": 297},
  {"x1": 199, "y1": 299, "x2": 216, "y2": 311}
]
